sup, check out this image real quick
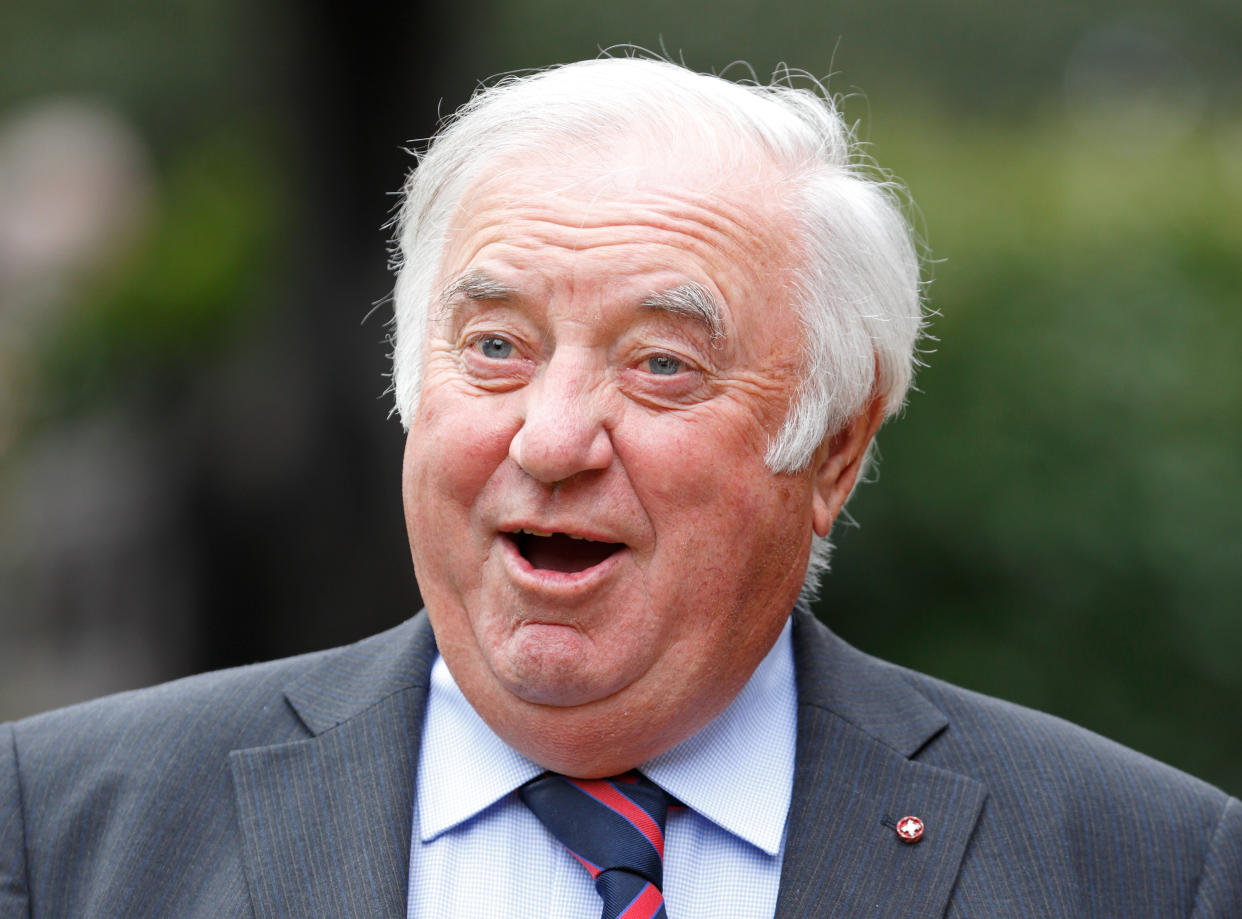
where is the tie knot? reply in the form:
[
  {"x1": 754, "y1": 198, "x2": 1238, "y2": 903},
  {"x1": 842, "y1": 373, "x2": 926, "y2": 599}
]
[{"x1": 520, "y1": 771, "x2": 672, "y2": 919}]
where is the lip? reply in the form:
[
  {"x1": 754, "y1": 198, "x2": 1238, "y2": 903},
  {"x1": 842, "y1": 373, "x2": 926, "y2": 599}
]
[
  {"x1": 500, "y1": 519, "x2": 624, "y2": 544},
  {"x1": 498, "y1": 530, "x2": 628, "y2": 597}
]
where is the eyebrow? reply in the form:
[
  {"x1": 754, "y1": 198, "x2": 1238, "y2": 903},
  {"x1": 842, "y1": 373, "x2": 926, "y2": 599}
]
[
  {"x1": 438, "y1": 270, "x2": 515, "y2": 308},
  {"x1": 437, "y1": 271, "x2": 726, "y2": 345},
  {"x1": 641, "y1": 282, "x2": 726, "y2": 345}
]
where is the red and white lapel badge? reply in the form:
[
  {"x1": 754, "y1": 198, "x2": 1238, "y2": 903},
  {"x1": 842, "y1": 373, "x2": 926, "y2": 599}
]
[{"x1": 895, "y1": 815, "x2": 925, "y2": 844}]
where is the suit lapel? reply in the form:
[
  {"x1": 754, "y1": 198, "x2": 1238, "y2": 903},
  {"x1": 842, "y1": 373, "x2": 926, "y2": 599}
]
[
  {"x1": 775, "y1": 610, "x2": 988, "y2": 918},
  {"x1": 230, "y1": 615, "x2": 438, "y2": 919}
]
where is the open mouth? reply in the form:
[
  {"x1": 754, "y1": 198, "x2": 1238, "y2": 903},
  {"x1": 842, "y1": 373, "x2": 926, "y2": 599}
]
[{"x1": 504, "y1": 528, "x2": 625, "y2": 574}]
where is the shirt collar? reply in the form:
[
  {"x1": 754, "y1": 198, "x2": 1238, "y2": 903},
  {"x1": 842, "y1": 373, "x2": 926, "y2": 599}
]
[
  {"x1": 643, "y1": 616, "x2": 796, "y2": 856},
  {"x1": 416, "y1": 616, "x2": 797, "y2": 857},
  {"x1": 416, "y1": 657, "x2": 543, "y2": 842}
]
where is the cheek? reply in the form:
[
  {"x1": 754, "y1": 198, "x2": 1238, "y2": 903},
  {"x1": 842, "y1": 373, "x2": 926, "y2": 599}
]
[
  {"x1": 621, "y1": 410, "x2": 770, "y2": 511},
  {"x1": 618, "y1": 413, "x2": 811, "y2": 598},
  {"x1": 404, "y1": 395, "x2": 519, "y2": 605},
  {"x1": 407, "y1": 389, "x2": 520, "y2": 513},
  {"x1": 620, "y1": 431, "x2": 760, "y2": 574}
]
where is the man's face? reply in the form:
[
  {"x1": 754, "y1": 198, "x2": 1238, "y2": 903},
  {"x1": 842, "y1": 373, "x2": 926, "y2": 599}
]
[{"x1": 403, "y1": 151, "x2": 832, "y2": 775}]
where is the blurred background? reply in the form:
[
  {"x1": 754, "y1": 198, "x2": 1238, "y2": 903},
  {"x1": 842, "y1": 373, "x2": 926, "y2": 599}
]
[{"x1": 1, "y1": 0, "x2": 1239, "y2": 794}]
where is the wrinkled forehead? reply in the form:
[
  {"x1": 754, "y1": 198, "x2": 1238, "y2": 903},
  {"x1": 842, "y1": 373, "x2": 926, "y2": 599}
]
[
  {"x1": 441, "y1": 136, "x2": 800, "y2": 276},
  {"x1": 443, "y1": 145, "x2": 794, "y2": 294},
  {"x1": 430, "y1": 144, "x2": 805, "y2": 369}
]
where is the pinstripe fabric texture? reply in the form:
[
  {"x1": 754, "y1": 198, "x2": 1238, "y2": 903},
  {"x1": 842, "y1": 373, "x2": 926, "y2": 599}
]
[
  {"x1": 778, "y1": 610, "x2": 1242, "y2": 918},
  {"x1": 2, "y1": 607, "x2": 1239, "y2": 917},
  {"x1": 1, "y1": 619, "x2": 436, "y2": 918}
]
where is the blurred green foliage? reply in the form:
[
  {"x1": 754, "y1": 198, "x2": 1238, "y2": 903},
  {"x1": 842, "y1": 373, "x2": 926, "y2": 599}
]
[
  {"x1": 28, "y1": 136, "x2": 283, "y2": 425},
  {"x1": 1, "y1": 0, "x2": 285, "y2": 442}
]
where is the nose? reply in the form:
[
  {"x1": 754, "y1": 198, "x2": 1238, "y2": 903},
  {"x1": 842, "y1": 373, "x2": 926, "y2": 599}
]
[{"x1": 508, "y1": 354, "x2": 614, "y2": 484}]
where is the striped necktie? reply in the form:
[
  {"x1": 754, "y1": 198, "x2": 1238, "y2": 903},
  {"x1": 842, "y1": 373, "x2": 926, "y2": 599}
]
[{"x1": 520, "y1": 771, "x2": 672, "y2": 919}]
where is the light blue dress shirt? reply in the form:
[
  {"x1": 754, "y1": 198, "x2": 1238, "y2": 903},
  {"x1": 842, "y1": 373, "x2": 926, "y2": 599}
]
[{"x1": 407, "y1": 617, "x2": 797, "y2": 918}]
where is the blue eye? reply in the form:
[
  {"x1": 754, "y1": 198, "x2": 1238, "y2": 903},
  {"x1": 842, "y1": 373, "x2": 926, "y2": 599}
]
[
  {"x1": 646, "y1": 354, "x2": 682, "y2": 376},
  {"x1": 477, "y1": 337, "x2": 513, "y2": 360}
]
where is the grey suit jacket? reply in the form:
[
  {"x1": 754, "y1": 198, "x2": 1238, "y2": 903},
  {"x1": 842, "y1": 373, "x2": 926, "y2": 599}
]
[{"x1": 3, "y1": 608, "x2": 1239, "y2": 917}]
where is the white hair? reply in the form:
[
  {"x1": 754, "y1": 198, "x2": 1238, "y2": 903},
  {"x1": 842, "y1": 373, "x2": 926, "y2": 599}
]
[{"x1": 390, "y1": 55, "x2": 925, "y2": 600}]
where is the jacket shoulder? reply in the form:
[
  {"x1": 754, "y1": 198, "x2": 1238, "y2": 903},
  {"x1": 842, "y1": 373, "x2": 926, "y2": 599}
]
[
  {"x1": 12, "y1": 647, "x2": 323, "y2": 757},
  {"x1": 901, "y1": 667, "x2": 1240, "y2": 916},
  {"x1": 1, "y1": 615, "x2": 432, "y2": 917},
  {"x1": 792, "y1": 612, "x2": 1239, "y2": 916},
  {"x1": 1, "y1": 654, "x2": 314, "y2": 916},
  {"x1": 905, "y1": 665, "x2": 1229, "y2": 810},
  {"x1": 8, "y1": 612, "x2": 431, "y2": 764}
]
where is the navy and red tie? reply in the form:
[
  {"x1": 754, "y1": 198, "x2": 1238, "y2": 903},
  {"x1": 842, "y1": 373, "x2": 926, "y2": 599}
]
[{"x1": 520, "y1": 771, "x2": 672, "y2": 919}]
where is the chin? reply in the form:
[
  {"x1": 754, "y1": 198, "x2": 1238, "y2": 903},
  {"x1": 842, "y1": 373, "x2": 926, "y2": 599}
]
[
  {"x1": 491, "y1": 639, "x2": 631, "y2": 710},
  {"x1": 497, "y1": 663, "x2": 631, "y2": 709}
]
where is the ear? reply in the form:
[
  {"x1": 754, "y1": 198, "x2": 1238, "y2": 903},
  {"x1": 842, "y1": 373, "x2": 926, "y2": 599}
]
[{"x1": 810, "y1": 394, "x2": 887, "y2": 537}]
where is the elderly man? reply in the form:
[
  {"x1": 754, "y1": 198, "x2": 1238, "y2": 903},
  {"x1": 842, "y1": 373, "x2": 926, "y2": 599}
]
[{"x1": 2, "y1": 58, "x2": 1239, "y2": 918}]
